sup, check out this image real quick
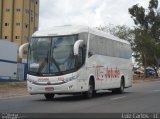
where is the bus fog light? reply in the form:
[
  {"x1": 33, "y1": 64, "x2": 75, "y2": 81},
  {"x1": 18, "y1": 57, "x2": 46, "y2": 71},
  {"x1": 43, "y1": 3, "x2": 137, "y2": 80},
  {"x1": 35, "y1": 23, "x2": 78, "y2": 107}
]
[
  {"x1": 29, "y1": 87, "x2": 32, "y2": 90},
  {"x1": 68, "y1": 85, "x2": 73, "y2": 89},
  {"x1": 64, "y1": 75, "x2": 79, "y2": 82},
  {"x1": 28, "y1": 78, "x2": 37, "y2": 84}
]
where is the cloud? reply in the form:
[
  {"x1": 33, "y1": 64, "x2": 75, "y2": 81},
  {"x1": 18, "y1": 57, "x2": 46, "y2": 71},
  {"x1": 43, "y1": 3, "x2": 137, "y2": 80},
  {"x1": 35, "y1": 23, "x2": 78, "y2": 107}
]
[{"x1": 39, "y1": 0, "x2": 152, "y2": 30}]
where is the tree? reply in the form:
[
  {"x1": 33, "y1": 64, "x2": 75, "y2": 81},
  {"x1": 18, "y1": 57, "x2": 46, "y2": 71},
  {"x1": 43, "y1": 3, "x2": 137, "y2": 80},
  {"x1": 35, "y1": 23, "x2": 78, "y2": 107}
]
[
  {"x1": 129, "y1": 0, "x2": 160, "y2": 77},
  {"x1": 97, "y1": 24, "x2": 133, "y2": 42}
]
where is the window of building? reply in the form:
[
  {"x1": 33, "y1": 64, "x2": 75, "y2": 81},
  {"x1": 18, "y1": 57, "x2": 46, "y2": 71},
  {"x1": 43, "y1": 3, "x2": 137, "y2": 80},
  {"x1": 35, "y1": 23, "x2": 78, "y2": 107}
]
[
  {"x1": 5, "y1": 23, "x2": 9, "y2": 26},
  {"x1": 16, "y1": 9, "x2": 21, "y2": 12},
  {"x1": 25, "y1": 24, "x2": 28, "y2": 28},
  {"x1": 6, "y1": 8, "x2": 10, "y2": 12},
  {"x1": 5, "y1": 36, "x2": 8, "y2": 39},
  {"x1": 35, "y1": 0, "x2": 38, "y2": 4},
  {"x1": 16, "y1": 23, "x2": 20, "y2": 26},
  {"x1": 15, "y1": 36, "x2": 20, "y2": 39}
]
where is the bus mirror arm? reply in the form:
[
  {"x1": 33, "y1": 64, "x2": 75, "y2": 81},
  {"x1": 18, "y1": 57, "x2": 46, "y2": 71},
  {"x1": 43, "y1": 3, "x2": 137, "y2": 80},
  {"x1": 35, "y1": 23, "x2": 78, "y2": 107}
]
[
  {"x1": 73, "y1": 40, "x2": 84, "y2": 55},
  {"x1": 19, "y1": 43, "x2": 29, "y2": 58}
]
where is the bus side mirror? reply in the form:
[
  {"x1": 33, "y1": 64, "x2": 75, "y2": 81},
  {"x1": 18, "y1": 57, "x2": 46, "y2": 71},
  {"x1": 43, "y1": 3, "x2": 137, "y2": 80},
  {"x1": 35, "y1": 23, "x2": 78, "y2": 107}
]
[
  {"x1": 19, "y1": 43, "x2": 29, "y2": 58},
  {"x1": 73, "y1": 40, "x2": 84, "y2": 55}
]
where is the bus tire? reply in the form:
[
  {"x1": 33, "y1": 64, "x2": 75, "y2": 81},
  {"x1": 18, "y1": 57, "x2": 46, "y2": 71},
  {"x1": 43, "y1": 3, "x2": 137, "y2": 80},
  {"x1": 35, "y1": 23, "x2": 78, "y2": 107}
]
[
  {"x1": 112, "y1": 78, "x2": 125, "y2": 94},
  {"x1": 44, "y1": 93, "x2": 55, "y2": 100},
  {"x1": 85, "y1": 79, "x2": 95, "y2": 98},
  {"x1": 117, "y1": 78, "x2": 125, "y2": 94}
]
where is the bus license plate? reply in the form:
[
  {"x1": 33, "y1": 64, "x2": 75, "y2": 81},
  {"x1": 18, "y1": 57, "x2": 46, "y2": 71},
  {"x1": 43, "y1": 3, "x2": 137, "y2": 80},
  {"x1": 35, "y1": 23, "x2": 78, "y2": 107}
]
[{"x1": 45, "y1": 87, "x2": 54, "y2": 91}]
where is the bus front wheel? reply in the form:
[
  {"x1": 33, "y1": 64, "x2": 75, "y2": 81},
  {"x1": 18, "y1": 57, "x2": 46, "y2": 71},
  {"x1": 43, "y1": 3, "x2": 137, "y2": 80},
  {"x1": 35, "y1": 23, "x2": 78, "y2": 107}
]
[
  {"x1": 85, "y1": 79, "x2": 95, "y2": 98},
  {"x1": 44, "y1": 94, "x2": 55, "y2": 100}
]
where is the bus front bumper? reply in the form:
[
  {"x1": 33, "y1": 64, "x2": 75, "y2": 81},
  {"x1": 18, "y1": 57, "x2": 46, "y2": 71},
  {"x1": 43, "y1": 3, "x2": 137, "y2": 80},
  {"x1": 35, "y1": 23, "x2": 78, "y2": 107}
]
[{"x1": 27, "y1": 80, "x2": 81, "y2": 95}]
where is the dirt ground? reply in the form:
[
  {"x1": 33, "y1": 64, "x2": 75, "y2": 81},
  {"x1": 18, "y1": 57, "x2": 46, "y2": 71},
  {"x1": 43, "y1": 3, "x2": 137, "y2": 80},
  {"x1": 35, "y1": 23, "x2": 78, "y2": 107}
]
[
  {"x1": 0, "y1": 82, "x2": 26, "y2": 88},
  {"x1": 132, "y1": 74, "x2": 159, "y2": 83},
  {"x1": 0, "y1": 82, "x2": 28, "y2": 99}
]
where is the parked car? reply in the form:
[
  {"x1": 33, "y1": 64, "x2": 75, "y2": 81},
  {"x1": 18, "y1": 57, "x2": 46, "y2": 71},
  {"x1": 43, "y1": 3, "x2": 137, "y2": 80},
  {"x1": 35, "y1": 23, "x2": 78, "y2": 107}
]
[{"x1": 146, "y1": 68, "x2": 156, "y2": 77}]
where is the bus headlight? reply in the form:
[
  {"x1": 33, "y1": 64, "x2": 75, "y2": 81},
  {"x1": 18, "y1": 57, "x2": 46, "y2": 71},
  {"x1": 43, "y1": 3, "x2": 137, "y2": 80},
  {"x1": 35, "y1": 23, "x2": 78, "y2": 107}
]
[
  {"x1": 28, "y1": 78, "x2": 37, "y2": 84},
  {"x1": 64, "y1": 75, "x2": 79, "y2": 82}
]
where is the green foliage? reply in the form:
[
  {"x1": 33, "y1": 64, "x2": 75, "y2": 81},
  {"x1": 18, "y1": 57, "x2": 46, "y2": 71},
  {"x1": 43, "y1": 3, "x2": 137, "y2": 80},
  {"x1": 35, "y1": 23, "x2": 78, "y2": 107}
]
[
  {"x1": 129, "y1": 0, "x2": 160, "y2": 76},
  {"x1": 129, "y1": 0, "x2": 160, "y2": 40},
  {"x1": 97, "y1": 24, "x2": 133, "y2": 42},
  {"x1": 149, "y1": 0, "x2": 158, "y2": 9},
  {"x1": 129, "y1": 5, "x2": 146, "y2": 28}
]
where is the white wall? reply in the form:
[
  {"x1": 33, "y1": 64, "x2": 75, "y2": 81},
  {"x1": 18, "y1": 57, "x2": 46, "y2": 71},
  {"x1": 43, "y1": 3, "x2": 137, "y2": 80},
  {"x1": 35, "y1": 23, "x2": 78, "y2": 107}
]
[
  {"x1": 0, "y1": 40, "x2": 18, "y2": 80},
  {"x1": 0, "y1": 62, "x2": 17, "y2": 79},
  {"x1": 0, "y1": 40, "x2": 17, "y2": 61}
]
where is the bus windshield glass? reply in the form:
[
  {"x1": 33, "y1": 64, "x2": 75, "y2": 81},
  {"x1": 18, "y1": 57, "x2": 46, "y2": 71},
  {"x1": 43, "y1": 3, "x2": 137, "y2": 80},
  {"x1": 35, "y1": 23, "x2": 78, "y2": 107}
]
[{"x1": 28, "y1": 35, "x2": 77, "y2": 76}]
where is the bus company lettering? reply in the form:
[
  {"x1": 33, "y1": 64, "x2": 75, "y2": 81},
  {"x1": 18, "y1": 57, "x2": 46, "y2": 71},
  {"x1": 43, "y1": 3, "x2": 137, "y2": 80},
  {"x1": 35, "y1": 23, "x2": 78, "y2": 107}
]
[
  {"x1": 38, "y1": 78, "x2": 49, "y2": 82},
  {"x1": 96, "y1": 66, "x2": 120, "y2": 80},
  {"x1": 58, "y1": 77, "x2": 64, "y2": 81},
  {"x1": 105, "y1": 67, "x2": 120, "y2": 79}
]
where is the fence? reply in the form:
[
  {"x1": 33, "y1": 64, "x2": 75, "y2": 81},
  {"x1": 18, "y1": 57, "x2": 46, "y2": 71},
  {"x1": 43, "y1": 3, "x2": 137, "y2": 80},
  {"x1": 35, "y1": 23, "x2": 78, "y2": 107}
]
[
  {"x1": 17, "y1": 63, "x2": 27, "y2": 81},
  {"x1": 0, "y1": 62, "x2": 27, "y2": 82}
]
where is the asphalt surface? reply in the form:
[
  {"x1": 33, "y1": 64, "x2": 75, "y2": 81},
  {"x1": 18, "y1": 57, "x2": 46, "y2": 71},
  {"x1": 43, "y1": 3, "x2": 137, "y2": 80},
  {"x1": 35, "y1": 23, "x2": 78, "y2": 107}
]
[{"x1": 0, "y1": 80, "x2": 160, "y2": 115}]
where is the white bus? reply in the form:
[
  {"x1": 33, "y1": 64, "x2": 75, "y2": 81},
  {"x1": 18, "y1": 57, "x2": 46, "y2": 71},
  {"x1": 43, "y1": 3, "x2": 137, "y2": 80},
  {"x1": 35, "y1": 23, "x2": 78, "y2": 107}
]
[{"x1": 19, "y1": 26, "x2": 133, "y2": 100}]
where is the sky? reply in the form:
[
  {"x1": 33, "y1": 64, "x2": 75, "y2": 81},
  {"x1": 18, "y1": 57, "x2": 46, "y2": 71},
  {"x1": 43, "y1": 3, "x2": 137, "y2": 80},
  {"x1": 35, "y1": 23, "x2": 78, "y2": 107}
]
[{"x1": 39, "y1": 0, "x2": 156, "y2": 30}]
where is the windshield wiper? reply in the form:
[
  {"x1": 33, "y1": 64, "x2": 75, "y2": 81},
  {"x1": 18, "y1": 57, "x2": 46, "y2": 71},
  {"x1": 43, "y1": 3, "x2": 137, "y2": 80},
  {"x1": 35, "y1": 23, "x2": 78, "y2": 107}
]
[
  {"x1": 51, "y1": 57, "x2": 63, "y2": 75},
  {"x1": 51, "y1": 45, "x2": 63, "y2": 75},
  {"x1": 37, "y1": 58, "x2": 48, "y2": 74},
  {"x1": 37, "y1": 50, "x2": 50, "y2": 74}
]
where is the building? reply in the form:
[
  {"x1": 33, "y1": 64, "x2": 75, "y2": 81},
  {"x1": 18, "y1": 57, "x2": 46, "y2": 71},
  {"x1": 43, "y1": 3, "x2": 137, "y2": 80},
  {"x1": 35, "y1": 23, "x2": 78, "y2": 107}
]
[{"x1": 0, "y1": 0, "x2": 39, "y2": 46}]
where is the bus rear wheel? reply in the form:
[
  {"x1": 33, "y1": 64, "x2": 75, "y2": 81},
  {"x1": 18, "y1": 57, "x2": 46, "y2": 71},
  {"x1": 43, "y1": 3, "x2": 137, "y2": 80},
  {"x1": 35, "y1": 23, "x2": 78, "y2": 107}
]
[
  {"x1": 44, "y1": 94, "x2": 55, "y2": 100},
  {"x1": 112, "y1": 78, "x2": 125, "y2": 94},
  {"x1": 117, "y1": 79, "x2": 125, "y2": 94}
]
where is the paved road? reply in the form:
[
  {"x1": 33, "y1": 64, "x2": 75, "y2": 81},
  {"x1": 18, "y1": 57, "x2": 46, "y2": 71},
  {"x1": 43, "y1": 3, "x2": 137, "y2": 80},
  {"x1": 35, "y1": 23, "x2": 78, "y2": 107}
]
[{"x1": 0, "y1": 80, "x2": 160, "y2": 114}]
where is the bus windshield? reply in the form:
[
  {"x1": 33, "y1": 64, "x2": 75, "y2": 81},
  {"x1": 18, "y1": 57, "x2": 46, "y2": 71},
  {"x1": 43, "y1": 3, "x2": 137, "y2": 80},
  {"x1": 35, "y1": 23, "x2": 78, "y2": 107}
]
[{"x1": 28, "y1": 35, "x2": 77, "y2": 76}]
